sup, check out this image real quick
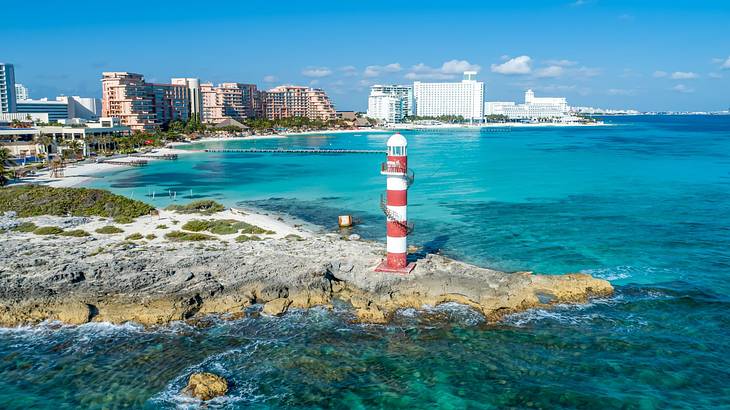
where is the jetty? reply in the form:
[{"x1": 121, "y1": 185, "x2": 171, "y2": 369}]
[{"x1": 204, "y1": 148, "x2": 385, "y2": 154}]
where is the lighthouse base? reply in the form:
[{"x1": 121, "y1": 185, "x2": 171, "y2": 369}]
[{"x1": 374, "y1": 260, "x2": 416, "y2": 274}]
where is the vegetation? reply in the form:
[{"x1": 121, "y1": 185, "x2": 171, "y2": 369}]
[
  {"x1": 0, "y1": 186, "x2": 155, "y2": 219},
  {"x1": 33, "y1": 226, "x2": 64, "y2": 235},
  {"x1": 156, "y1": 224, "x2": 168, "y2": 229},
  {"x1": 484, "y1": 114, "x2": 511, "y2": 123},
  {"x1": 11, "y1": 222, "x2": 37, "y2": 232},
  {"x1": 182, "y1": 219, "x2": 274, "y2": 235},
  {"x1": 164, "y1": 230, "x2": 215, "y2": 241},
  {"x1": 145, "y1": 234, "x2": 157, "y2": 240},
  {"x1": 95, "y1": 225, "x2": 124, "y2": 234},
  {"x1": 60, "y1": 229, "x2": 90, "y2": 237},
  {"x1": 235, "y1": 234, "x2": 262, "y2": 242},
  {"x1": 284, "y1": 234, "x2": 304, "y2": 241},
  {"x1": 125, "y1": 233, "x2": 144, "y2": 240},
  {"x1": 165, "y1": 200, "x2": 225, "y2": 215},
  {"x1": 403, "y1": 115, "x2": 467, "y2": 123},
  {"x1": 0, "y1": 148, "x2": 15, "y2": 186},
  {"x1": 113, "y1": 215, "x2": 135, "y2": 224}
]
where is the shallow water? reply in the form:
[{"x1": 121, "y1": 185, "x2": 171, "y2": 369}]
[{"x1": 2, "y1": 116, "x2": 729, "y2": 408}]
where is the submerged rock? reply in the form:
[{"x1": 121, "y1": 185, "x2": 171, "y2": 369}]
[{"x1": 183, "y1": 372, "x2": 228, "y2": 401}]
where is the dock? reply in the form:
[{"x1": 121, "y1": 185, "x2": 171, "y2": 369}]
[{"x1": 204, "y1": 148, "x2": 385, "y2": 154}]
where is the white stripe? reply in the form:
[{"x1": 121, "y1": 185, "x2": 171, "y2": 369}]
[
  {"x1": 387, "y1": 236, "x2": 407, "y2": 253},
  {"x1": 386, "y1": 205, "x2": 406, "y2": 221},
  {"x1": 387, "y1": 177, "x2": 408, "y2": 191}
]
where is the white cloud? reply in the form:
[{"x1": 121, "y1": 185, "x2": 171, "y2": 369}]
[
  {"x1": 571, "y1": 0, "x2": 588, "y2": 6},
  {"x1": 671, "y1": 84, "x2": 695, "y2": 93},
  {"x1": 670, "y1": 71, "x2": 698, "y2": 80},
  {"x1": 340, "y1": 66, "x2": 358, "y2": 76},
  {"x1": 404, "y1": 60, "x2": 481, "y2": 80},
  {"x1": 653, "y1": 70, "x2": 668, "y2": 78},
  {"x1": 575, "y1": 66, "x2": 601, "y2": 77},
  {"x1": 535, "y1": 65, "x2": 564, "y2": 78},
  {"x1": 301, "y1": 67, "x2": 333, "y2": 78},
  {"x1": 263, "y1": 75, "x2": 277, "y2": 83},
  {"x1": 491, "y1": 56, "x2": 532, "y2": 75},
  {"x1": 607, "y1": 88, "x2": 636, "y2": 96},
  {"x1": 545, "y1": 59, "x2": 578, "y2": 67},
  {"x1": 709, "y1": 72, "x2": 723, "y2": 79},
  {"x1": 363, "y1": 63, "x2": 402, "y2": 78},
  {"x1": 720, "y1": 57, "x2": 730, "y2": 69}
]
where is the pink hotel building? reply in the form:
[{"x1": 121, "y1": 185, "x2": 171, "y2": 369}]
[{"x1": 102, "y1": 72, "x2": 336, "y2": 131}]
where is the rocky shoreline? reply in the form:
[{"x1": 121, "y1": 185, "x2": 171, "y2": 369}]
[{"x1": 0, "y1": 212, "x2": 613, "y2": 327}]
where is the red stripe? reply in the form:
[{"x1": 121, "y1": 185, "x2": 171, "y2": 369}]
[
  {"x1": 386, "y1": 190, "x2": 407, "y2": 206},
  {"x1": 387, "y1": 252, "x2": 407, "y2": 269},
  {"x1": 387, "y1": 221, "x2": 408, "y2": 237},
  {"x1": 387, "y1": 156, "x2": 407, "y2": 169}
]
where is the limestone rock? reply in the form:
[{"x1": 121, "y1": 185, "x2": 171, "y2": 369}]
[
  {"x1": 183, "y1": 372, "x2": 228, "y2": 401},
  {"x1": 262, "y1": 298, "x2": 291, "y2": 316},
  {"x1": 54, "y1": 302, "x2": 92, "y2": 325}
]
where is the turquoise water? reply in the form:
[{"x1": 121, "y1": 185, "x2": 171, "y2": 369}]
[{"x1": 2, "y1": 116, "x2": 730, "y2": 408}]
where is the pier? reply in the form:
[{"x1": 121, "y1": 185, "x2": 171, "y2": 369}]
[{"x1": 204, "y1": 148, "x2": 385, "y2": 154}]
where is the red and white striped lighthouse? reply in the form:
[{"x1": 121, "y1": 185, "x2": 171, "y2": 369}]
[{"x1": 375, "y1": 133, "x2": 416, "y2": 274}]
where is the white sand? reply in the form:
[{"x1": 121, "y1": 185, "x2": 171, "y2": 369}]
[{"x1": 76, "y1": 208, "x2": 309, "y2": 243}]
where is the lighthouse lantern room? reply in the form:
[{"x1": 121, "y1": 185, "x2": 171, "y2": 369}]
[{"x1": 375, "y1": 133, "x2": 416, "y2": 274}]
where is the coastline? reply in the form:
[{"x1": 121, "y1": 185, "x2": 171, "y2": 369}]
[{"x1": 0, "y1": 203, "x2": 613, "y2": 328}]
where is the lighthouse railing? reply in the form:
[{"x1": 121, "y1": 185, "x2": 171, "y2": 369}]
[{"x1": 379, "y1": 194, "x2": 414, "y2": 235}]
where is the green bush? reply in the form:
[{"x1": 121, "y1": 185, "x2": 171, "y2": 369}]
[
  {"x1": 284, "y1": 234, "x2": 304, "y2": 241},
  {"x1": 181, "y1": 219, "x2": 209, "y2": 232},
  {"x1": 145, "y1": 234, "x2": 157, "y2": 240},
  {"x1": 11, "y1": 222, "x2": 37, "y2": 232},
  {"x1": 165, "y1": 200, "x2": 225, "y2": 215},
  {"x1": 237, "y1": 221, "x2": 274, "y2": 235},
  {"x1": 114, "y1": 216, "x2": 135, "y2": 224},
  {"x1": 96, "y1": 225, "x2": 124, "y2": 234},
  {"x1": 125, "y1": 233, "x2": 143, "y2": 240},
  {"x1": 155, "y1": 224, "x2": 168, "y2": 229},
  {"x1": 164, "y1": 231, "x2": 215, "y2": 241},
  {"x1": 235, "y1": 234, "x2": 262, "y2": 242},
  {"x1": 0, "y1": 186, "x2": 155, "y2": 219},
  {"x1": 33, "y1": 226, "x2": 64, "y2": 235},
  {"x1": 60, "y1": 229, "x2": 90, "y2": 237}
]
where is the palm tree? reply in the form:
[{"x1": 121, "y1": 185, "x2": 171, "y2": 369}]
[
  {"x1": 66, "y1": 140, "x2": 82, "y2": 160},
  {"x1": 0, "y1": 148, "x2": 15, "y2": 186}
]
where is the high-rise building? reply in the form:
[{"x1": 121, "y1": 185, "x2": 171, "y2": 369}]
[
  {"x1": 485, "y1": 89, "x2": 569, "y2": 120},
  {"x1": 262, "y1": 85, "x2": 335, "y2": 121},
  {"x1": 413, "y1": 71, "x2": 484, "y2": 120},
  {"x1": 16, "y1": 98, "x2": 69, "y2": 122},
  {"x1": 56, "y1": 96, "x2": 101, "y2": 120},
  {"x1": 0, "y1": 63, "x2": 17, "y2": 114},
  {"x1": 171, "y1": 78, "x2": 202, "y2": 119},
  {"x1": 102, "y1": 72, "x2": 191, "y2": 131},
  {"x1": 15, "y1": 83, "x2": 29, "y2": 100},
  {"x1": 367, "y1": 85, "x2": 413, "y2": 123},
  {"x1": 200, "y1": 82, "x2": 260, "y2": 124}
]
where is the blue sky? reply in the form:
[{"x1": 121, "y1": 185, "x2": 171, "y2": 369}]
[{"x1": 3, "y1": 0, "x2": 729, "y2": 111}]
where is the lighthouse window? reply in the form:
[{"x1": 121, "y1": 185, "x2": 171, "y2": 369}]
[{"x1": 390, "y1": 146, "x2": 404, "y2": 156}]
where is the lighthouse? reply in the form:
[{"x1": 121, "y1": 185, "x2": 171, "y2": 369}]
[{"x1": 375, "y1": 133, "x2": 416, "y2": 274}]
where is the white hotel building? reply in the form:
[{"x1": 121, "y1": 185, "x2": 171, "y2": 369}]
[
  {"x1": 485, "y1": 89, "x2": 570, "y2": 121},
  {"x1": 413, "y1": 71, "x2": 484, "y2": 120},
  {"x1": 366, "y1": 85, "x2": 413, "y2": 124}
]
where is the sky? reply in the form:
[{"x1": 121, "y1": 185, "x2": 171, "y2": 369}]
[{"x1": 2, "y1": 0, "x2": 729, "y2": 112}]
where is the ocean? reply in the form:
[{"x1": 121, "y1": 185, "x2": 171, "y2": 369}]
[{"x1": 1, "y1": 116, "x2": 729, "y2": 408}]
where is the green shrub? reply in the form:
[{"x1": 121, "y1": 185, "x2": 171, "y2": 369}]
[
  {"x1": 235, "y1": 234, "x2": 262, "y2": 242},
  {"x1": 284, "y1": 234, "x2": 304, "y2": 241},
  {"x1": 237, "y1": 221, "x2": 274, "y2": 235},
  {"x1": 11, "y1": 222, "x2": 37, "y2": 232},
  {"x1": 181, "y1": 219, "x2": 209, "y2": 232},
  {"x1": 33, "y1": 226, "x2": 64, "y2": 235},
  {"x1": 155, "y1": 224, "x2": 168, "y2": 229},
  {"x1": 114, "y1": 216, "x2": 135, "y2": 224},
  {"x1": 125, "y1": 233, "x2": 143, "y2": 240},
  {"x1": 89, "y1": 246, "x2": 106, "y2": 256},
  {"x1": 0, "y1": 185, "x2": 154, "y2": 219},
  {"x1": 96, "y1": 225, "x2": 124, "y2": 234},
  {"x1": 145, "y1": 234, "x2": 157, "y2": 240},
  {"x1": 60, "y1": 229, "x2": 90, "y2": 237},
  {"x1": 165, "y1": 231, "x2": 215, "y2": 241},
  {"x1": 165, "y1": 200, "x2": 225, "y2": 215}
]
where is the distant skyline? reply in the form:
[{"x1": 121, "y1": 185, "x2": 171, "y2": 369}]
[{"x1": 3, "y1": 0, "x2": 729, "y2": 112}]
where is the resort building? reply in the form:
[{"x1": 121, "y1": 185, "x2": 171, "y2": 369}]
[
  {"x1": 15, "y1": 83, "x2": 29, "y2": 100},
  {"x1": 200, "y1": 82, "x2": 260, "y2": 124},
  {"x1": 0, "y1": 63, "x2": 17, "y2": 114},
  {"x1": 262, "y1": 85, "x2": 335, "y2": 121},
  {"x1": 171, "y1": 78, "x2": 202, "y2": 119},
  {"x1": 413, "y1": 71, "x2": 484, "y2": 120},
  {"x1": 56, "y1": 96, "x2": 102, "y2": 120},
  {"x1": 367, "y1": 85, "x2": 413, "y2": 123},
  {"x1": 0, "y1": 113, "x2": 49, "y2": 123},
  {"x1": 485, "y1": 89, "x2": 570, "y2": 120},
  {"x1": 16, "y1": 98, "x2": 70, "y2": 122},
  {"x1": 102, "y1": 72, "x2": 192, "y2": 131}
]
